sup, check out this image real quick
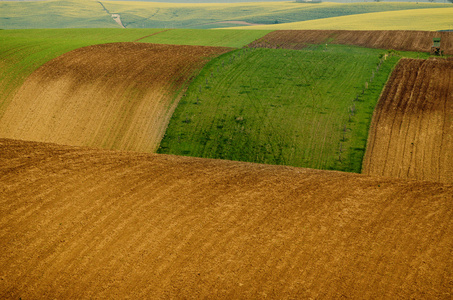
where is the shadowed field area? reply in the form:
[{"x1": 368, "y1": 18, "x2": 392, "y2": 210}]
[
  {"x1": 248, "y1": 30, "x2": 453, "y2": 55},
  {"x1": 1, "y1": 138, "x2": 452, "y2": 299},
  {"x1": 363, "y1": 58, "x2": 453, "y2": 184},
  {"x1": 0, "y1": 42, "x2": 230, "y2": 152}
]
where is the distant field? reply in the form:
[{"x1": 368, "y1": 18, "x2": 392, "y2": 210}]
[
  {"x1": 363, "y1": 58, "x2": 453, "y2": 184},
  {"x1": 0, "y1": 0, "x2": 115, "y2": 29},
  {"x1": 158, "y1": 45, "x2": 400, "y2": 172},
  {"x1": 0, "y1": 42, "x2": 230, "y2": 152},
  {"x1": 0, "y1": 0, "x2": 450, "y2": 29},
  {"x1": 233, "y1": 7, "x2": 453, "y2": 31}
]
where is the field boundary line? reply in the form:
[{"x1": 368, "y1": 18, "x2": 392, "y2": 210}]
[{"x1": 134, "y1": 29, "x2": 172, "y2": 42}]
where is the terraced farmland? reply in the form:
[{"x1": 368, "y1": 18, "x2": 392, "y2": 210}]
[
  {"x1": 0, "y1": 42, "x2": 230, "y2": 152},
  {"x1": 159, "y1": 45, "x2": 399, "y2": 172},
  {"x1": 363, "y1": 58, "x2": 453, "y2": 184},
  {"x1": 1, "y1": 138, "x2": 453, "y2": 299},
  {"x1": 1, "y1": 20, "x2": 453, "y2": 300},
  {"x1": 249, "y1": 30, "x2": 453, "y2": 55}
]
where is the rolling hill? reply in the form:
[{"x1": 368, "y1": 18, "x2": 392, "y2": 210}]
[
  {"x1": 0, "y1": 42, "x2": 230, "y2": 152},
  {"x1": 231, "y1": 7, "x2": 453, "y2": 31},
  {"x1": 1, "y1": 138, "x2": 453, "y2": 298},
  {"x1": 0, "y1": 0, "x2": 450, "y2": 29},
  {"x1": 1, "y1": 9, "x2": 453, "y2": 298}
]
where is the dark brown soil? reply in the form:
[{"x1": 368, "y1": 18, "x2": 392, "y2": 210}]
[
  {"x1": 1, "y1": 138, "x2": 452, "y2": 299},
  {"x1": 248, "y1": 30, "x2": 453, "y2": 55}
]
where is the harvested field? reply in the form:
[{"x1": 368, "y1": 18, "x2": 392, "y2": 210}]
[
  {"x1": 363, "y1": 58, "x2": 453, "y2": 184},
  {"x1": 1, "y1": 138, "x2": 453, "y2": 299},
  {"x1": 0, "y1": 42, "x2": 230, "y2": 152},
  {"x1": 248, "y1": 30, "x2": 453, "y2": 55}
]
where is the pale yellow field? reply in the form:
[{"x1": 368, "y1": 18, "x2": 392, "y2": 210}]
[
  {"x1": 102, "y1": 1, "x2": 338, "y2": 13},
  {"x1": 227, "y1": 7, "x2": 453, "y2": 31}
]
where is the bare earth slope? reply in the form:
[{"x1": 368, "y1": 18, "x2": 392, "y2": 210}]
[
  {"x1": 1, "y1": 138, "x2": 453, "y2": 299},
  {"x1": 248, "y1": 30, "x2": 453, "y2": 55},
  {"x1": 0, "y1": 43, "x2": 230, "y2": 152},
  {"x1": 363, "y1": 58, "x2": 453, "y2": 184}
]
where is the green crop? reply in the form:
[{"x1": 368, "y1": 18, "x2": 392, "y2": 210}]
[{"x1": 158, "y1": 45, "x2": 402, "y2": 172}]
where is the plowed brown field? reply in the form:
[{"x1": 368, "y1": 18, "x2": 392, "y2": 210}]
[
  {"x1": 363, "y1": 58, "x2": 453, "y2": 183},
  {"x1": 1, "y1": 138, "x2": 453, "y2": 299},
  {"x1": 0, "y1": 43, "x2": 230, "y2": 152},
  {"x1": 248, "y1": 30, "x2": 453, "y2": 54}
]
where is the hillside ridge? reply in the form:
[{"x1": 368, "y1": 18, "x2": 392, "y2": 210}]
[{"x1": 1, "y1": 138, "x2": 453, "y2": 298}]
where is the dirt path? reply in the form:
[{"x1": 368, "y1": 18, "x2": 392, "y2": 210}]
[
  {"x1": 111, "y1": 14, "x2": 125, "y2": 29},
  {"x1": 1, "y1": 138, "x2": 452, "y2": 299},
  {"x1": 0, "y1": 43, "x2": 230, "y2": 153},
  {"x1": 98, "y1": 1, "x2": 125, "y2": 28},
  {"x1": 362, "y1": 58, "x2": 453, "y2": 183}
]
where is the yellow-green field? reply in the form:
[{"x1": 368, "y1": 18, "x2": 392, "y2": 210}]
[
  {"x1": 228, "y1": 7, "x2": 453, "y2": 31},
  {"x1": 0, "y1": 0, "x2": 450, "y2": 29}
]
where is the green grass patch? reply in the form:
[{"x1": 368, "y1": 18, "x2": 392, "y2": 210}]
[
  {"x1": 158, "y1": 45, "x2": 404, "y2": 172},
  {"x1": 137, "y1": 29, "x2": 271, "y2": 48}
]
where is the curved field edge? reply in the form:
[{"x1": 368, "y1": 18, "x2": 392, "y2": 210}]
[
  {"x1": 0, "y1": 29, "x2": 268, "y2": 119},
  {"x1": 0, "y1": 42, "x2": 232, "y2": 152},
  {"x1": 227, "y1": 7, "x2": 453, "y2": 31},
  {"x1": 1, "y1": 138, "x2": 453, "y2": 299},
  {"x1": 0, "y1": 29, "x2": 165, "y2": 117},
  {"x1": 362, "y1": 58, "x2": 453, "y2": 184},
  {"x1": 158, "y1": 45, "x2": 401, "y2": 172}
]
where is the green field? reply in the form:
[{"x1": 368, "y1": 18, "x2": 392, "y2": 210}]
[
  {"x1": 137, "y1": 29, "x2": 271, "y2": 47},
  {"x1": 158, "y1": 45, "x2": 407, "y2": 172},
  {"x1": 0, "y1": 0, "x2": 450, "y2": 29}
]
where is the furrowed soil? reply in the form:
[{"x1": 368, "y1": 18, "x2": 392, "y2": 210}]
[
  {"x1": 362, "y1": 58, "x2": 453, "y2": 184},
  {"x1": 248, "y1": 30, "x2": 453, "y2": 55},
  {"x1": 1, "y1": 138, "x2": 453, "y2": 299},
  {"x1": 0, "y1": 42, "x2": 230, "y2": 152}
]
